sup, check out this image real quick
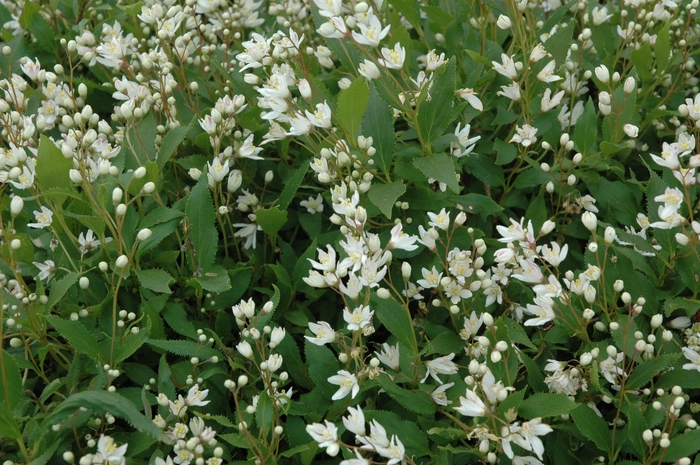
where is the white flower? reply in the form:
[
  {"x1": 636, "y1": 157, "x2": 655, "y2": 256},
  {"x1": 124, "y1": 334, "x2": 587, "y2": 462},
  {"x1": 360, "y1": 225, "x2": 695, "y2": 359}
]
[
  {"x1": 431, "y1": 382, "x2": 454, "y2": 406},
  {"x1": 352, "y1": 13, "x2": 390, "y2": 47},
  {"x1": 378, "y1": 43, "x2": 406, "y2": 69},
  {"x1": 497, "y1": 82, "x2": 521, "y2": 101},
  {"x1": 539, "y1": 242, "x2": 568, "y2": 267},
  {"x1": 540, "y1": 88, "x2": 565, "y2": 111},
  {"x1": 207, "y1": 158, "x2": 230, "y2": 185},
  {"x1": 388, "y1": 223, "x2": 419, "y2": 251},
  {"x1": 33, "y1": 260, "x2": 56, "y2": 282},
  {"x1": 492, "y1": 53, "x2": 518, "y2": 80},
  {"x1": 427, "y1": 208, "x2": 450, "y2": 230},
  {"x1": 233, "y1": 222, "x2": 261, "y2": 249},
  {"x1": 451, "y1": 122, "x2": 481, "y2": 158},
  {"x1": 305, "y1": 101, "x2": 332, "y2": 128},
  {"x1": 510, "y1": 124, "x2": 538, "y2": 147},
  {"x1": 185, "y1": 384, "x2": 210, "y2": 406},
  {"x1": 358, "y1": 59, "x2": 381, "y2": 80},
  {"x1": 461, "y1": 311, "x2": 483, "y2": 339},
  {"x1": 523, "y1": 295, "x2": 555, "y2": 327},
  {"x1": 682, "y1": 347, "x2": 700, "y2": 372},
  {"x1": 343, "y1": 304, "x2": 374, "y2": 331},
  {"x1": 454, "y1": 388, "x2": 488, "y2": 417},
  {"x1": 305, "y1": 321, "x2": 336, "y2": 345},
  {"x1": 374, "y1": 435, "x2": 406, "y2": 465},
  {"x1": 536, "y1": 60, "x2": 561, "y2": 83},
  {"x1": 343, "y1": 405, "x2": 366, "y2": 435},
  {"x1": 376, "y1": 342, "x2": 400, "y2": 370},
  {"x1": 592, "y1": 6, "x2": 613, "y2": 25},
  {"x1": 306, "y1": 420, "x2": 338, "y2": 448},
  {"x1": 457, "y1": 88, "x2": 483, "y2": 111},
  {"x1": 96, "y1": 435, "x2": 128, "y2": 465},
  {"x1": 417, "y1": 266, "x2": 442, "y2": 289},
  {"x1": 328, "y1": 370, "x2": 360, "y2": 400},
  {"x1": 27, "y1": 206, "x2": 53, "y2": 229},
  {"x1": 512, "y1": 418, "x2": 553, "y2": 460},
  {"x1": 421, "y1": 353, "x2": 458, "y2": 384},
  {"x1": 623, "y1": 124, "x2": 639, "y2": 138},
  {"x1": 300, "y1": 194, "x2": 324, "y2": 213}
]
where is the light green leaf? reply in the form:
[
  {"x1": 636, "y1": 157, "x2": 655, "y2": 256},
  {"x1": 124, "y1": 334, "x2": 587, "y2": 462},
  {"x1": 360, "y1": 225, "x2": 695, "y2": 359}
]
[
  {"x1": 41, "y1": 390, "x2": 166, "y2": 440},
  {"x1": 36, "y1": 136, "x2": 74, "y2": 205},
  {"x1": 255, "y1": 207, "x2": 288, "y2": 240},
  {"x1": 114, "y1": 317, "x2": 150, "y2": 363},
  {"x1": 625, "y1": 353, "x2": 680, "y2": 390},
  {"x1": 371, "y1": 294, "x2": 417, "y2": 355},
  {"x1": 417, "y1": 60, "x2": 455, "y2": 145},
  {"x1": 136, "y1": 218, "x2": 181, "y2": 259},
  {"x1": 368, "y1": 181, "x2": 406, "y2": 219},
  {"x1": 185, "y1": 175, "x2": 218, "y2": 271},
  {"x1": 361, "y1": 84, "x2": 396, "y2": 175},
  {"x1": 570, "y1": 404, "x2": 612, "y2": 453},
  {"x1": 256, "y1": 391, "x2": 274, "y2": 435},
  {"x1": 157, "y1": 120, "x2": 191, "y2": 170},
  {"x1": 0, "y1": 402, "x2": 21, "y2": 438},
  {"x1": 139, "y1": 207, "x2": 184, "y2": 228},
  {"x1": 519, "y1": 393, "x2": 577, "y2": 419},
  {"x1": 661, "y1": 429, "x2": 700, "y2": 462},
  {"x1": 125, "y1": 112, "x2": 157, "y2": 168},
  {"x1": 451, "y1": 193, "x2": 503, "y2": 217},
  {"x1": 135, "y1": 269, "x2": 173, "y2": 294},
  {"x1": 278, "y1": 164, "x2": 309, "y2": 211},
  {"x1": 337, "y1": 78, "x2": 369, "y2": 137},
  {"x1": 197, "y1": 272, "x2": 232, "y2": 294},
  {"x1": 45, "y1": 315, "x2": 100, "y2": 362},
  {"x1": 654, "y1": 22, "x2": 671, "y2": 70},
  {"x1": 413, "y1": 153, "x2": 459, "y2": 194}
]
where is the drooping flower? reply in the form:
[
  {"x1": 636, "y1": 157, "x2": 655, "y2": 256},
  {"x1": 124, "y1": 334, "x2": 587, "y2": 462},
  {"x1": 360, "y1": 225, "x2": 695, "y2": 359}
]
[
  {"x1": 421, "y1": 353, "x2": 458, "y2": 384},
  {"x1": 96, "y1": 434, "x2": 128, "y2": 465}
]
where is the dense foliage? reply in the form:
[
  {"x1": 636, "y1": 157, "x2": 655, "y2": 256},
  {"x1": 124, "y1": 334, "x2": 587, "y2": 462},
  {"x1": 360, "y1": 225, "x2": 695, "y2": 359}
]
[{"x1": 1, "y1": 0, "x2": 700, "y2": 464}]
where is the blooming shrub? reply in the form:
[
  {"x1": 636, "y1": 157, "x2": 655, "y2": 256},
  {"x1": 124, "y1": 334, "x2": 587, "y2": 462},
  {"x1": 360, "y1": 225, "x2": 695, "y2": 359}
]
[{"x1": 2, "y1": 0, "x2": 700, "y2": 464}]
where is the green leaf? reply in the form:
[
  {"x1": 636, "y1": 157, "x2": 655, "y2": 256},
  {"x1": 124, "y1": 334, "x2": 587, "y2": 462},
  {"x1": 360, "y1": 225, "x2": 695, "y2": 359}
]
[
  {"x1": 451, "y1": 193, "x2": 503, "y2": 218},
  {"x1": 125, "y1": 112, "x2": 157, "y2": 168},
  {"x1": 337, "y1": 79, "x2": 369, "y2": 137},
  {"x1": 417, "y1": 60, "x2": 455, "y2": 145},
  {"x1": 654, "y1": 22, "x2": 671, "y2": 70},
  {"x1": 36, "y1": 136, "x2": 74, "y2": 204},
  {"x1": 631, "y1": 44, "x2": 653, "y2": 82},
  {"x1": 18, "y1": 2, "x2": 54, "y2": 53},
  {"x1": 388, "y1": 0, "x2": 420, "y2": 29},
  {"x1": 0, "y1": 402, "x2": 21, "y2": 438},
  {"x1": 544, "y1": 21, "x2": 574, "y2": 66},
  {"x1": 413, "y1": 153, "x2": 459, "y2": 194},
  {"x1": 519, "y1": 393, "x2": 577, "y2": 419},
  {"x1": 139, "y1": 206, "x2": 185, "y2": 228},
  {"x1": 135, "y1": 268, "x2": 173, "y2": 294},
  {"x1": 278, "y1": 164, "x2": 309, "y2": 210},
  {"x1": 44, "y1": 315, "x2": 100, "y2": 362},
  {"x1": 520, "y1": 351, "x2": 548, "y2": 393},
  {"x1": 147, "y1": 339, "x2": 222, "y2": 360},
  {"x1": 570, "y1": 404, "x2": 612, "y2": 453},
  {"x1": 494, "y1": 138, "x2": 517, "y2": 165},
  {"x1": 465, "y1": 153, "x2": 505, "y2": 187},
  {"x1": 157, "y1": 121, "x2": 191, "y2": 170},
  {"x1": 371, "y1": 294, "x2": 417, "y2": 355},
  {"x1": 162, "y1": 304, "x2": 197, "y2": 339},
  {"x1": 656, "y1": 366, "x2": 700, "y2": 390},
  {"x1": 114, "y1": 318, "x2": 150, "y2": 363},
  {"x1": 305, "y1": 340, "x2": 339, "y2": 399},
  {"x1": 41, "y1": 390, "x2": 166, "y2": 440},
  {"x1": 623, "y1": 398, "x2": 648, "y2": 457},
  {"x1": 255, "y1": 207, "x2": 288, "y2": 240},
  {"x1": 197, "y1": 272, "x2": 232, "y2": 294},
  {"x1": 365, "y1": 410, "x2": 431, "y2": 458},
  {"x1": 501, "y1": 317, "x2": 536, "y2": 350},
  {"x1": 625, "y1": 354, "x2": 680, "y2": 390},
  {"x1": 376, "y1": 375, "x2": 436, "y2": 415},
  {"x1": 368, "y1": 181, "x2": 406, "y2": 219},
  {"x1": 185, "y1": 175, "x2": 218, "y2": 271},
  {"x1": 661, "y1": 429, "x2": 700, "y2": 462},
  {"x1": 256, "y1": 390, "x2": 274, "y2": 435},
  {"x1": 137, "y1": 218, "x2": 181, "y2": 259},
  {"x1": 573, "y1": 99, "x2": 597, "y2": 156},
  {"x1": 362, "y1": 84, "x2": 396, "y2": 175},
  {"x1": 0, "y1": 349, "x2": 22, "y2": 407}
]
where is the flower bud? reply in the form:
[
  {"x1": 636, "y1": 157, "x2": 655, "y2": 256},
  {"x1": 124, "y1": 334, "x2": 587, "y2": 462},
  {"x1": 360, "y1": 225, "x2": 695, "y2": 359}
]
[
  {"x1": 10, "y1": 238, "x2": 21, "y2": 250},
  {"x1": 604, "y1": 226, "x2": 616, "y2": 245},
  {"x1": 539, "y1": 220, "x2": 556, "y2": 236},
  {"x1": 79, "y1": 277, "x2": 89, "y2": 289},
  {"x1": 595, "y1": 65, "x2": 610, "y2": 83},
  {"x1": 675, "y1": 233, "x2": 689, "y2": 246},
  {"x1": 377, "y1": 288, "x2": 390, "y2": 299},
  {"x1": 580, "y1": 352, "x2": 592, "y2": 366},
  {"x1": 115, "y1": 255, "x2": 129, "y2": 268},
  {"x1": 582, "y1": 212, "x2": 598, "y2": 232},
  {"x1": 137, "y1": 228, "x2": 152, "y2": 241},
  {"x1": 141, "y1": 182, "x2": 155, "y2": 194},
  {"x1": 116, "y1": 203, "x2": 127, "y2": 216},
  {"x1": 614, "y1": 280, "x2": 624, "y2": 292},
  {"x1": 112, "y1": 187, "x2": 123, "y2": 205},
  {"x1": 228, "y1": 170, "x2": 242, "y2": 193},
  {"x1": 623, "y1": 124, "x2": 639, "y2": 138},
  {"x1": 623, "y1": 77, "x2": 636, "y2": 94},
  {"x1": 497, "y1": 14, "x2": 512, "y2": 29},
  {"x1": 10, "y1": 196, "x2": 23, "y2": 217},
  {"x1": 651, "y1": 314, "x2": 663, "y2": 329},
  {"x1": 133, "y1": 167, "x2": 147, "y2": 179}
]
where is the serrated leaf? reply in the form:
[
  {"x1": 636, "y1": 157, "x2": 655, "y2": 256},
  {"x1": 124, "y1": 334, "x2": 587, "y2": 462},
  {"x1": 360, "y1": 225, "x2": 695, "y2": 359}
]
[
  {"x1": 185, "y1": 175, "x2": 218, "y2": 272},
  {"x1": 451, "y1": 193, "x2": 503, "y2": 217},
  {"x1": 417, "y1": 60, "x2": 455, "y2": 145},
  {"x1": 125, "y1": 112, "x2": 157, "y2": 168},
  {"x1": 157, "y1": 120, "x2": 191, "y2": 170},
  {"x1": 521, "y1": 351, "x2": 548, "y2": 393},
  {"x1": 494, "y1": 138, "x2": 517, "y2": 165},
  {"x1": 368, "y1": 181, "x2": 405, "y2": 219},
  {"x1": 305, "y1": 340, "x2": 339, "y2": 398},
  {"x1": 256, "y1": 390, "x2": 274, "y2": 435},
  {"x1": 656, "y1": 366, "x2": 700, "y2": 389},
  {"x1": 139, "y1": 207, "x2": 184, "y2": 228},
  {"x1": 255, "y1": 206, "x2": 288, "y2": 240},
  {"x1": 623, "y1": 398, "x2": 648, "y2": 457},
  {"x1": 337, "y1": 79, "x2": 369, "y2": 137},
  {"x1": 44, "y1": 315, "x2": 100, "y2": 361},
  {"x1": 544, "y1": 21, "x2": 574, "y2": 66},
  {"x1": 519, "y1": 393, "x2": 577, "y2": 419},
  {"x1": 465, "y1": 153, "x2": 505, "y2": 187},
  {"x1": 0, "y1": 403, "x2": 21, "y2": 438},
  {"x1": 361, "y1": 84, "x2": 395, "y2": 176},
  {"x1": 135, "y1": 268, "x2": 173, "y2": 294},
  {"x1": 655, "y1": 22, "x2": 671, "y2": 70},
  {"x1": 278, "y1": 164, "x2": 309, "y2": 210},
  {"x1": 162, "y1": 304, "x2": 197, "y2": 339},
  {"x1": 573, "y1": 99, "x2": 597, "y2": 156},
  {"x1": 147, "y1": 339, "x2": 222, "y2": 359},
  {"x1": 371, "y1": 294, "x2": 417, "y2": 355},
  {"x1": 660, "y1": 429, "x2": 700, "y2": 462},
  {"x1": 625, "y1": 353, "x2": 680, "y2": 390},
  {"x1": 114, "y1": 317, "x2": 150, "y2": 363},
  {"x1": 570, "y1": 404, "x2": 612, "y2": 453},
  {"x1": 36, "y1": 136, "x2": 74, "y2": 205},
  {"x1": 0, "y1": 349, "x2": 22, "y2": 407},
  {"x1": 413, "y1": 153, "x2": 459, "y2": 194},
  {"x1": 197, "y1": 272, "x2": 231, "y2": 293},
  {"x1": 137, "y1": 219, "x2": 180, "y2": 259},
  {"x1": 41, "y1": 390, "x2": 166, "y2": 440},
  {"x1": 376, "y1": 375, "x2": 435, "y2": 415}
]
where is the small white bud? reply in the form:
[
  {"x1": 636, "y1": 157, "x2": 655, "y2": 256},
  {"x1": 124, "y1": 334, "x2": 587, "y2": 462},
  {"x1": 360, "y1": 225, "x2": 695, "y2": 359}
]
[
  {"x1": 115, "y1": 255, "x2": 129, "y2": 269},
  {"x1": 137, "y1": 228, "x2": 152, "y2": 241},
  {"x1": 79, "y1": 277, "x2": 89, "y2": 289}
]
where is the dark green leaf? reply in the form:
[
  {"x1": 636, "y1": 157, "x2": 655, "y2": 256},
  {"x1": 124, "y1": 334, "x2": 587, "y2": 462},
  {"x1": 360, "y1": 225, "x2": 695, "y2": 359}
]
[
  {"x1": 135, "y1": 268, "x2": 173, "y2": 294},
  {"x1": 450, "y1": 193, "x2": 503, "y2": 217},
  {"x1": 376, "y1": 376, "x2": 435, "y2": 415},
  {"x1": 465, "y1": 153, "x2": 505, "y2": 187},
  {"x1": 544, "y1": 21, "x2": 574, "y2": 66},
  {"x1": 45, "y1": 315, "x2": 100, "y2": 362},
  {"x1": 368, "y1": 181, "x2": 406, "y2": 219},
  {"x1": 255, "y1": 207, "x2": 288, "y2": 240},
  {"x1": 115, "y1": 318, "x2": 150, "y2": 363},
  {"x1": 413, "y1": 153, "x2": 459, "y2": 194},
  {"x1": 494, "y1": 138, "x2": 517, "y2": 165},
  {"x1": 278, "y1": 164, "x2": 309, "y2": 210},
  {"x1": 570, "y1": 404, "x2": 612, "y2": 453},
  {"x1": 139, "y1": 207, "x2": 184, "y2": 228},
  {"x1": 417, "y1": 60, "x2": 455, "y2": 146},
  {"x1": 625, "y1": 354, "x2": 680, "y2": 390},
  {"x1": 519, "y1": 393, "x2": 576, "y2": 419},
  {"x1": 162, "y1": 304, "x2": 197, "y2": 339},
  {"x1": 0, "y1": 349, "x2": 22, "y2": 407},
  {"x1": 362, "y1": 84, "x2": 396, "y2": 176},
  {"x1": 185, "y1": 175, "x2": 218, "y2": 271},
  {"x1": 305, "y1": 340, "x2": 339, "y2": 399},
  {"x1": 661, "y1": 429, "x2": 700, "y2": 462},
  {"x1": 0, "y1": 402, "x2": 21, "y2": 438},
  {"x1": 256, "y1": 391, "x2": 274, "y2": 435},
  {"x1": 36, "y1": 136, "x2": 74, "y2": 205},
  {"x1": 157, "y1": 122, "x2": 191, "y2": 170},
  {"x1": 147, "y1": 339, "x2": 222, "y2": 360},
  {"x1": 371, "y1": 294, "x2": 417, "y2": 355},
  {"x1": 573, "y1": 99, "x2": 597, "y2": 156},
  {"x1": 41, "y1": 390, "x2": 166, "y2": 440}
]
